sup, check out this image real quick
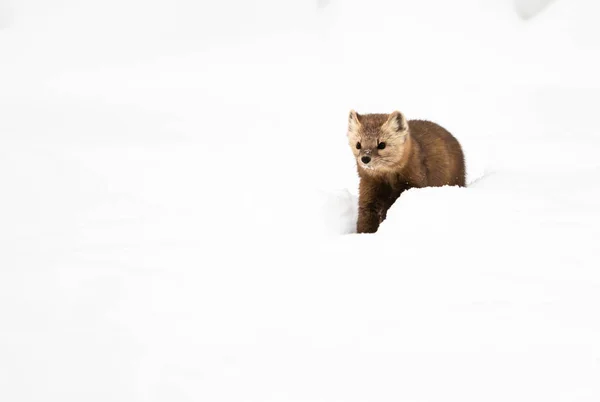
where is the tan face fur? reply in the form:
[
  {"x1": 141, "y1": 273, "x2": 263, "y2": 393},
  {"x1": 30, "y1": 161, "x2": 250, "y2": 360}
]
[{"x1": 347, "y1": 110, "x2": 409, "y2": 175}]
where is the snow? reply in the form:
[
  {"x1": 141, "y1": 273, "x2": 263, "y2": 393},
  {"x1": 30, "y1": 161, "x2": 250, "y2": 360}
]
[
  {"x1": 514, "y1": 0, "x2": 557, "y2": 19},
  {"x1": 1, "y1": 0, "x2": 600, "y2": 401}
]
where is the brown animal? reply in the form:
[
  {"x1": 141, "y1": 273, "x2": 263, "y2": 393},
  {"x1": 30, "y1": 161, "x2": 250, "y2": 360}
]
[{"x1": 347, "y1": 110, "x2": 466, "y2": 233}]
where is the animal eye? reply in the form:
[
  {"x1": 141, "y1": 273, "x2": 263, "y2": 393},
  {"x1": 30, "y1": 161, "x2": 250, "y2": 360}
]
[
  {"x1": 356, "y1": 142, "x2": 361, "y2": 149},
  {"x1": 378, "y1": 142, "x2": 386, "y2": 150}
]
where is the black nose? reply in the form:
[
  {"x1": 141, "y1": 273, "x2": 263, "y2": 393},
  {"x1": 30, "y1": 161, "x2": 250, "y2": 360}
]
[{"x1": 361, "y1": 156, "x2": 371, "y2": 164}]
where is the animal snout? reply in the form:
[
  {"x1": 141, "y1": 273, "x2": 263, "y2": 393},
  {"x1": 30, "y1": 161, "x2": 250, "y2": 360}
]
[{"x1": 361, "y1": 156, "x2": 371, "y2": 164}]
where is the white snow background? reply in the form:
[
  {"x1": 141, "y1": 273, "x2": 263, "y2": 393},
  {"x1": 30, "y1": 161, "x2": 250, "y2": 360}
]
[{"x1": 1, "y1": 0, "x2": 600, "y2": 401}]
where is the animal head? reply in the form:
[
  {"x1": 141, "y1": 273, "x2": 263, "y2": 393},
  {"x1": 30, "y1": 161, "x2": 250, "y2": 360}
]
[{"x1": 347, "y1": 110, "x2": 410, "y2": 174}]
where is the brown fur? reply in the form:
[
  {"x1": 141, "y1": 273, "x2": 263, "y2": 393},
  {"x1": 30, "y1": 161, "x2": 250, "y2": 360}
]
[{"x1": 347, "y1": 110, "x2": 466, "y2": 233}]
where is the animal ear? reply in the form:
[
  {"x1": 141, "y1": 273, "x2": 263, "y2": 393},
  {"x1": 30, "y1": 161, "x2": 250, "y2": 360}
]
[
  {"x1": 347, "y1": 109, "x2": 361, "y2": 137},
  {"x1": 383, "y1": 110, "x2": 408, "y2": 133}
]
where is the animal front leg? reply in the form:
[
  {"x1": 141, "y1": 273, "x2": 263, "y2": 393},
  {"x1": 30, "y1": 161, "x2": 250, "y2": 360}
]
[
  {"x1": 357, "y1": 205, "x2": 381, "y2": 233},
  {"x1": 356, "y1": 180, "x2": 392, "y2": 234},
  {"x1": 378, "y1": 189, "x2": 404, "y2": 224},
  {"x1": 378, "y1": 208, "x2": 387, "y2": 224}
]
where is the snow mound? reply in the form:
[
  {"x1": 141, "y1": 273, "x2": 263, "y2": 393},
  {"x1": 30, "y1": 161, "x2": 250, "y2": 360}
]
[{"x1": 514, "y1": 0, "x2": 557, "y2": 19}]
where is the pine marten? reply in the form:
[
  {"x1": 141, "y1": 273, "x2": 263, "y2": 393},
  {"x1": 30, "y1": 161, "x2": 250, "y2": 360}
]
[{"x1": 347, "y1": 110, "x2": 466, "y2": 234}]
